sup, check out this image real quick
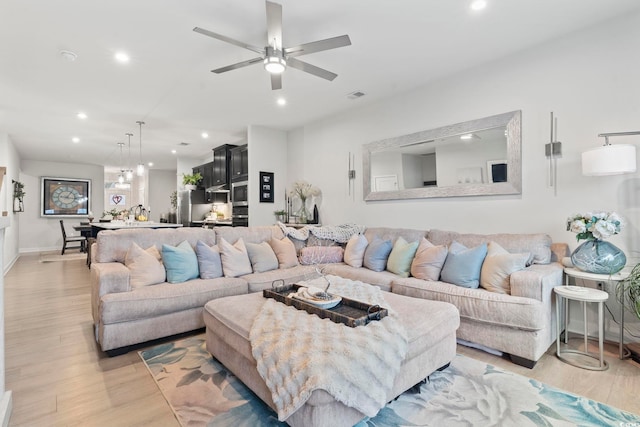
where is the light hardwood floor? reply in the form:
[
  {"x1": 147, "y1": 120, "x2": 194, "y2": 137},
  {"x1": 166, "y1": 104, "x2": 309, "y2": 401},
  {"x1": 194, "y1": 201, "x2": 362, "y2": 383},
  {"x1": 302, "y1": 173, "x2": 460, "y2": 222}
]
[{"x1": 4, "y1": 254, "x2": 640, "y2": 426}]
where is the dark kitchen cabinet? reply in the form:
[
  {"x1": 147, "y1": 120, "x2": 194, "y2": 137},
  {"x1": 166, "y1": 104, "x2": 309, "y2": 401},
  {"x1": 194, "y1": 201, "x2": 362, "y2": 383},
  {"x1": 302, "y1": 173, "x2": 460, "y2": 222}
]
[
  {"x1": 230, "y1": 144, "x2": 248, "y2": 182},
  {"x1": 212, "y1": 144, "x2": 236, "y2": 187}
]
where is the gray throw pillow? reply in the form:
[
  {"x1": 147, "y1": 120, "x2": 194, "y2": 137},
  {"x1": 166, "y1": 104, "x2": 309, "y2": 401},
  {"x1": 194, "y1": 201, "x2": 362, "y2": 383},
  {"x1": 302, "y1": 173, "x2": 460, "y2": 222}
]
[
  {"x1": 363, "y1": 237, "x2": 393, "y2": 272},
  {"x1": 245, "y1": 241, "x2": 279, "y2": 273},
  {"x1": 195, "y1": 240, "x2": 223, "y2": 279}
]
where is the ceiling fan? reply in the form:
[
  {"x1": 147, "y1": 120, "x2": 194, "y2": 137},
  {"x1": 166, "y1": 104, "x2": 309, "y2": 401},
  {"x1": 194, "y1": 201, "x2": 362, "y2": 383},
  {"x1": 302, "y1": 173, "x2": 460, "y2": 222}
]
[{"x1": 193, "y1": 1, "x2": 351, "y2": 90}]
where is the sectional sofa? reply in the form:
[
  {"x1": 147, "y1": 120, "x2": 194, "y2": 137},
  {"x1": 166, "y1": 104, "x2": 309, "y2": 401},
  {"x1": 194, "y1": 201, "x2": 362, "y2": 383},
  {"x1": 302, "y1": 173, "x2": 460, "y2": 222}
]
[{"x1": 90, "y1": 225, "x2": 567, "y2": 367}]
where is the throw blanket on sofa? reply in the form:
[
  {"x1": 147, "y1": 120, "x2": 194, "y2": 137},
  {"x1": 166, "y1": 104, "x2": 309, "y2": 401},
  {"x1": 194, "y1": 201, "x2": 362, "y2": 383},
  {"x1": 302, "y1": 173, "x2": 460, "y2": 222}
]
[
  {"x1": 249, "y1": 275, "x2": 408, "y2": 421},
  {"x1": 277, "y1": 222, "x2": 365, "y2": 243}
]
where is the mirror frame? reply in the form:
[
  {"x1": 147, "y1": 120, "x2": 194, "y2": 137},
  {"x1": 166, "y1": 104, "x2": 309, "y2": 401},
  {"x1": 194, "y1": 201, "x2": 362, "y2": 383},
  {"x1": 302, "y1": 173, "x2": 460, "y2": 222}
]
[{"x1": 363, "y1": 110, "x2": 522, "y2": 201}]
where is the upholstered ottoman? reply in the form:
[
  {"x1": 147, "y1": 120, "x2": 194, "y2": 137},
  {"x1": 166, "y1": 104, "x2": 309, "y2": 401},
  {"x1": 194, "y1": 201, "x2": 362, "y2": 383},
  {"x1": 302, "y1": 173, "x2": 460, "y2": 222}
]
[{"x1": 203, "y1": 290, "x2": 459, "y2": 427}]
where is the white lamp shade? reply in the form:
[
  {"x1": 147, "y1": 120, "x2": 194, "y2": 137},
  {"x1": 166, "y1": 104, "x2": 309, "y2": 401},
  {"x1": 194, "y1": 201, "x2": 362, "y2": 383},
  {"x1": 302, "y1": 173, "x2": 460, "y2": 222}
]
[{"x1": 582, "y1": 144, "x2": 637, "y2": 176}]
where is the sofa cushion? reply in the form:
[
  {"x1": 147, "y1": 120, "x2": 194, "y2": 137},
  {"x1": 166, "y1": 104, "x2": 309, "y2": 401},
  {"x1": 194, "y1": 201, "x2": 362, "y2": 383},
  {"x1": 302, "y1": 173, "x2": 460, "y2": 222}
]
[
  {"x1": 195, "y1": 241, "x2": 223, "y2": 279},
  {"x1": 219, "y1": 237, "x2": 253, "y2": 278},
  {"x1": 125, "y1": 242, "x2": 165, "y2": 289},
  {"x1": 480, "y1": 241, "x2": 530, "y2": 294},
  {"x1": 100, "y1": 278, "x2": 248, "y2": 324},
  {"x1": 440, "y1": 242, "x2": 487, "y2": 289},
  {"x1": 363, "y1": 227, "x2": 428, "y2": 246},
  {"x1": 215, "y1": 225, "x2": 282, "y2": 245},
  {"x1": 241, "y1": 265, "x2": 318, "y2": 293},
  {"x1": 410, "y1": 238, "x2": 448, "y2": 281},
  {"x1": 321, "y1": 264, "x2": 396, "y2": 292},
  {"x1": 363, "y1": 237, "x2": 393, "y2": 272},
  {"x1": 391, "y1": 278, "x2": 545, "y2": 331},
  {"x1": 427, "y1": 229, "x2": 552, "y2": 265},
  {"x1": 163, "y1": 241, "x2": 200, "y2": 284},
  {"x1": 269, "y1": 237, "x2": 299, "y2": 269},
  {"x1": 344, "y1": 234, "x2": 368, "y2": 268},
  {"x1": 299, "y1": 246, "x2": 344, "y2": 265},
  {"x1": 386, "y1": 237, "x2": 419, "y2": 278},
  {"x1": 245, "y1": 241, "x2": 279, "y2": 273}
]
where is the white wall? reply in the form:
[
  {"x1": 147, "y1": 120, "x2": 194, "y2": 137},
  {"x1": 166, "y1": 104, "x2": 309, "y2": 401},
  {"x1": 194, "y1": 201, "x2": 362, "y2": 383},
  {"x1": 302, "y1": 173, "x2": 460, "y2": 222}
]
[
  {"x1": 248, "y1": 125, "x2": 288, "y2": 226},
  {"x1": 148, "y1": 169, "x2": 177, "y2": 222},
  {"x1": 19, "y1": 160, "x2": 104, "y2": 253},
  {"x1": 0, "y1": 133, "x2": 21, "y2": 270},
  {"x1": 287, "y1": 11, "x2": 640, "y2": 262}
]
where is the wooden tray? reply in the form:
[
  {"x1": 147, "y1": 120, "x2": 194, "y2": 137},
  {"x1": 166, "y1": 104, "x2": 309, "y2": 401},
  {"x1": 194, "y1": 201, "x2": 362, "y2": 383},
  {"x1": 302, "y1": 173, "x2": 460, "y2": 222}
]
[{"x1": 263, "y1": 281, "x2": 387, "y2": 327}]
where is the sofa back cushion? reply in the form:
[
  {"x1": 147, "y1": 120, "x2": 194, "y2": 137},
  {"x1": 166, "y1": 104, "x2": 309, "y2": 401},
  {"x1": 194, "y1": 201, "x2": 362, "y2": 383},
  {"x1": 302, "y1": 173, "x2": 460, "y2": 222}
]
[
  {"x1": 363, "y1": 227, "x2": 427, "y2": 246},
  {"x1": 96, "y1": 228, "x2": 216, "y2": 263},
  {"x1": 215, "y1": 225, "x2": 282, "y2": 245},
  {"x1": 427, "y1": 229, "x2": 552, "y2": 264}
]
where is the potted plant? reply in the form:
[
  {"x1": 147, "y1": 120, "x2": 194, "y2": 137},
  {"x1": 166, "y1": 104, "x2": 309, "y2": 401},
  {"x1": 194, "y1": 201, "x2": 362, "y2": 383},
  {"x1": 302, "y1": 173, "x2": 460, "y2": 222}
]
[
  {"x1": 182, "y1": 172, "x2": 203, "y2": 190},
  {"x1": 274, "y1": 209, "x2": 287, "y2": 223},
  {"x1": 618, "y1": 264, "x2": 640, "y2": 321}
]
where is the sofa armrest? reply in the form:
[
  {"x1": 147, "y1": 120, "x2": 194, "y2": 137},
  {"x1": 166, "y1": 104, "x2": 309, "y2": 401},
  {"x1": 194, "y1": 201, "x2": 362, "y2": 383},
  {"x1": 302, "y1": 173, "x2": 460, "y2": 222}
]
[
  {"x1": 91, "y1": 262, "x2": 131, "y2": 296},
  {"x1": 510, "y1": 263, "x2": 563, "y2": 302}
]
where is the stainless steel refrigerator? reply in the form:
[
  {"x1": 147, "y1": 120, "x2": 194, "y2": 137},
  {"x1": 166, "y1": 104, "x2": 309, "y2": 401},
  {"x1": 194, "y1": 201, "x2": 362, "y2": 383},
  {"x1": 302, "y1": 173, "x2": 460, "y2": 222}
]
[{"x1": 177, "y1": 190, "x2": 211, "y2": 227}]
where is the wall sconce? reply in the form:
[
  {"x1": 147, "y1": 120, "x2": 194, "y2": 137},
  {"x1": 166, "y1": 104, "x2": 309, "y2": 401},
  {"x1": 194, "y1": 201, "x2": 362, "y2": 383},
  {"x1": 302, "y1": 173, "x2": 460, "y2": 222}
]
[
  {"x1": 582, "y1": 131, "x2": 638, "y2": 176},
  {"x1": 545, "y1": 112, "x2": 562, "y2": 196}
]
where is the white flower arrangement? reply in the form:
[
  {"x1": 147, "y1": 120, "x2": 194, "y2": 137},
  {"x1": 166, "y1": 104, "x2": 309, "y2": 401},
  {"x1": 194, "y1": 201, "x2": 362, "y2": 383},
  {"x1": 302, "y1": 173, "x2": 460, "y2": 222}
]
[
  {"x1": 566, "y1": 211, "x2": 623, "y2": 241},
  {"x1": 289, "y1": 180, "x2": 321, "y2": 201}
]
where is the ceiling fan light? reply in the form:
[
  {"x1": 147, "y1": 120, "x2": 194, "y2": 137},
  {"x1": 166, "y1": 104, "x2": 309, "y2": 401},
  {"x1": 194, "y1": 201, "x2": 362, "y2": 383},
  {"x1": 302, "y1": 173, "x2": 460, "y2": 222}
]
[{"x1": 264, "y1": 56, "x2": 286, "y2": 74}]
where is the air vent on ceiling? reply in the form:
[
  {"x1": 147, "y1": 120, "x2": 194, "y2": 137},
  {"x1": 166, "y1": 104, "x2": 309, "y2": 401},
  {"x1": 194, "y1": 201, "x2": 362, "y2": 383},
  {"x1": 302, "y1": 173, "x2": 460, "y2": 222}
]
[
  {"x1": 178, "y1": 142, "x2": 190, "y2": 146},
  {"x1": 347, "y1": 90, "x2": 365, "y2": 100}
]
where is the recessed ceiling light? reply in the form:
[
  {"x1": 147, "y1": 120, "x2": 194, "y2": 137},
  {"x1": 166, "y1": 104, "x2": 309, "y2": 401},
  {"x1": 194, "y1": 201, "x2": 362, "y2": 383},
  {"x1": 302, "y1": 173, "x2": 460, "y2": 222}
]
[
  {"x1": 147, "y1": 162, "x2": 153, "y2": 167},
  {"x1": 470, "y1": 0, "x2": 487, "y2": 11},
  {"x1": 171, "y1": 149, "x2": 177, "y2": 154},
  {"x1": 201, "y1": 132, "x2": 209, "y2": 139},
  {"x1": 72, "y1": 137, "x2": 80, "y2": 143},
  {"x1": 114, "y1": 51, "x2": 130, "y2": 63},
  {"x1": 460, "y1": 134, "x2": 474, "y2": 140},
  {"x1": 277, "y1": 97, "x2": 286, "y2": 106},
  {"x1": 77, "y1": 112, "x2": 87, "y2": 119},
  {"x1": 59, "y1": 50, "x2": 78, "y2": 62}
]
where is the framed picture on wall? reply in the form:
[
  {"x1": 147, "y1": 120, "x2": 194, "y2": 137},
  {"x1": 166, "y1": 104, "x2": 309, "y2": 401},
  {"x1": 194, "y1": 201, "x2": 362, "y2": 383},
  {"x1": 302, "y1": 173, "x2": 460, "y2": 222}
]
[
  {"x1": 41, "y1": 177, "x2": 91, "y2": 217},
  {"x1": 259, "y1": 171, "x2": 274, "y2": 203},
  {"x1": 487, "y1": 160, "x2": 508, "y2": 183}
]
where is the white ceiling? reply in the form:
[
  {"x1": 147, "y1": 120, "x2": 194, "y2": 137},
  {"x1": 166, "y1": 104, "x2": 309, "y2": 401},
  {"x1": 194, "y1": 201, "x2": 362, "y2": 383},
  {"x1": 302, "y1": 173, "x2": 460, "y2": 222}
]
[{"x1": 2, "y1": 0, "x2": 639, "y2": 171}]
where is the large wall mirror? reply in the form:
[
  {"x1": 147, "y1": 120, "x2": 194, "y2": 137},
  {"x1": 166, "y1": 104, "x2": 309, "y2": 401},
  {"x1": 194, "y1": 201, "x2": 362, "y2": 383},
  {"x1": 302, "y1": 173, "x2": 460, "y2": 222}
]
[{"x1": 363, "y1": 110, "x2": 521, "y2": 201}]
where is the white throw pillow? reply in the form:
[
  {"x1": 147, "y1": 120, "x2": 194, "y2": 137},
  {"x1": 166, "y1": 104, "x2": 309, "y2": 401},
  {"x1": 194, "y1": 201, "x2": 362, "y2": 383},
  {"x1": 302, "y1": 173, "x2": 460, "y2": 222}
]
[
  {"x1": 125, "y1": 242, "x2": 166, "y2": 288},
  {"x1": 344, "y1": 234, "x2": 368, "y2": 268},
  {"x1": 480, "y1": 241, "x2": 530, "y2": 294},
  {"x1": 410, "y1": 238, "x2": 448, "y2": 281},
  {"x1": 218, "y1": 237, "x2": 253, "y2": 277}
]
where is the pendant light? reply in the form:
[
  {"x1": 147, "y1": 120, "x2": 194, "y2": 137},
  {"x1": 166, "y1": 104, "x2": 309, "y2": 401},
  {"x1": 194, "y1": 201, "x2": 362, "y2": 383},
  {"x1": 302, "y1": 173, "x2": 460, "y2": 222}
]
[
  {"x1": 136, "y1": 120, "x2": 145, "y2": 176},
  {"x1": 117, "y1": 142, "x2": 125, "y2": 184},
  {"x1": 125, "y1": 132, "x2": 134, "y2": 181}
]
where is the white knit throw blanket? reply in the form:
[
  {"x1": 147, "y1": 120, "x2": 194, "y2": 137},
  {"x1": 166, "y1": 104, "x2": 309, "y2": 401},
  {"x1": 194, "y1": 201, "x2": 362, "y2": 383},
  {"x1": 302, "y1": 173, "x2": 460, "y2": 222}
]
[
  {"x1": 249, "y1": 276, "x2": 408, "y2": 422},
  {"x1": 277, "y1": 222, "x2": 365, "y2": 243}
]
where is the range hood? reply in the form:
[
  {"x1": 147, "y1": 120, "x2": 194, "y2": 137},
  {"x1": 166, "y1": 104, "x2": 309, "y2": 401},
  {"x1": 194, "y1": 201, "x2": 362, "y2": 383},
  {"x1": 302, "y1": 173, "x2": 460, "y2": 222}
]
[{"x1": 205, "y1": 184, "x2": 230, "y2": 193}]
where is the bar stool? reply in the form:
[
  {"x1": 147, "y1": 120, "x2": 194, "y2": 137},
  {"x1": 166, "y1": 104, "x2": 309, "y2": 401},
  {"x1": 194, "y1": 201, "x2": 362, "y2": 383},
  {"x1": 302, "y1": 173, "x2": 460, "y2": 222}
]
[{"x1": 554, "y1": 285, "x2": 609, "y2": 371}]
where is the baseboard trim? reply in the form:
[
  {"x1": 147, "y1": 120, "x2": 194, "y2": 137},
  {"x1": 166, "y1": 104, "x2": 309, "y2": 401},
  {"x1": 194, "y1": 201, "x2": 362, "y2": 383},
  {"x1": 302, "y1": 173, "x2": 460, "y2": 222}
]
[{"x1": 0, "y1": 391, "x2": 12, "y2": 427}]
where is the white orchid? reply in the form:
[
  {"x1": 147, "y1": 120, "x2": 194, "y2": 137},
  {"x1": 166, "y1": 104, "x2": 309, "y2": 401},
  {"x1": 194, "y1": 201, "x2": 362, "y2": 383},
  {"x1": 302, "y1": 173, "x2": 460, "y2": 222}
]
[{"x1": 289, "y1": 180, "x2": 321, "y2": 201}]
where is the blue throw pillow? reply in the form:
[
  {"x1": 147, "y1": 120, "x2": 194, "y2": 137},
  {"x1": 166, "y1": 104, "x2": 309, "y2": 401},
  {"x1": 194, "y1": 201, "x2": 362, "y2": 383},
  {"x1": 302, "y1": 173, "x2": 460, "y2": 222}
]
[
  {"x1": 163, "y1": 240, "x2": 199, "y2": 283},
  {"x1": 195, "y1": 240, "x2": 223, "y2": 279},
  {"x1": 363, "y1": 237, "x2": 393, "y2": 272},
  {"x1": 440, "y1": 241, "x2": 488, "y2": 288}
]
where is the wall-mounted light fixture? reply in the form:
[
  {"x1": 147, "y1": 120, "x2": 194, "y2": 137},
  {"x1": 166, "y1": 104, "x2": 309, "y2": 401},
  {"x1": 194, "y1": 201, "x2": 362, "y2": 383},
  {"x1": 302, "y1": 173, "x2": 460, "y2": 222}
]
[
  {"x1": 545, "y1": 112, "x2": 562, "y2": 196},
  {"x1": 582, "y1": 131, "x2": 638, "y2": 176}
]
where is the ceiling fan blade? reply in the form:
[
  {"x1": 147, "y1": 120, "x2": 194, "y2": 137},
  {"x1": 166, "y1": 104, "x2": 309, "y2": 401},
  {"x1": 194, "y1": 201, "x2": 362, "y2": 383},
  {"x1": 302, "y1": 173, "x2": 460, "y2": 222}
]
[
  {"x1": 212, "y1": 57, "x2": 264, "y2": 74},
  {"x1": 287, "y1": 57, "x2": 337, "y2": 81},
  {"x1": 285, "y1": 35, "x2": 351, "y2": 57},
  {"x1": 265, "y1": 1, "x2": 283, "y2": 50},
  {"x1": 193, "y1": 27, "x2": 264, "y2": 55},
  {"x1": 270, "y1": 73, "x2": 282, "y2": 90}
]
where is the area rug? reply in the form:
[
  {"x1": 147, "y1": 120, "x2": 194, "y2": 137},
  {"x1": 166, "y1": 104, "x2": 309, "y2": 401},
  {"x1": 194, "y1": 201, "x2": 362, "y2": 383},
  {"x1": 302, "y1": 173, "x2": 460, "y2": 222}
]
[
  {"x1": 140, "y1": 337, "x2": 640, "y2": 427},
  {"x1": 39, "y1": 252, "x2": 86, "y2": 262}
]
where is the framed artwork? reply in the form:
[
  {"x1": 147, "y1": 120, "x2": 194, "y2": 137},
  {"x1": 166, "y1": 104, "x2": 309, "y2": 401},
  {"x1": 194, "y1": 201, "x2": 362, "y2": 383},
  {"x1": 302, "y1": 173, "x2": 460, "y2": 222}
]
[
  {"x1": 487, "y1": 160, "x2": 508, "y2": 183},
  {"x1": 259, "y1": 171, "x2": 274, "y2": 203},
  {"x1": 41, "y1": 177, "x2": 91, "y2": 217}
]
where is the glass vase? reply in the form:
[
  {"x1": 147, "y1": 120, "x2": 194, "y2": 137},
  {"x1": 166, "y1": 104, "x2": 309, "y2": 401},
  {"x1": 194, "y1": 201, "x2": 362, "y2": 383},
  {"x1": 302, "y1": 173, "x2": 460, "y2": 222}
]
[
  {"x1": 296, "y1": 198, "x2": 310, "y2": 224},
  {"x1": 571, "y1": 239, "x2": 626, "y2": 274}
]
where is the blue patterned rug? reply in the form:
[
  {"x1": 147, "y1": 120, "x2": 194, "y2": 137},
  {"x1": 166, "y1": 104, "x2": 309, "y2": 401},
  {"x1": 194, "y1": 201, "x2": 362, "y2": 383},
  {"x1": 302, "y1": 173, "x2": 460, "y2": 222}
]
[{"x1": 140, "y1": 336, "x2": 639, "y2": 427}]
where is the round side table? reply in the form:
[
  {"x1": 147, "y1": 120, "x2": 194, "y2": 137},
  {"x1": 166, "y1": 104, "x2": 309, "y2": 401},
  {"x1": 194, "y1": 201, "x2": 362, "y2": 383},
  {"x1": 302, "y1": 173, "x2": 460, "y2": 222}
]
[{"x1": 554, "y1": 285, "x2": 609, "y2": 370}]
